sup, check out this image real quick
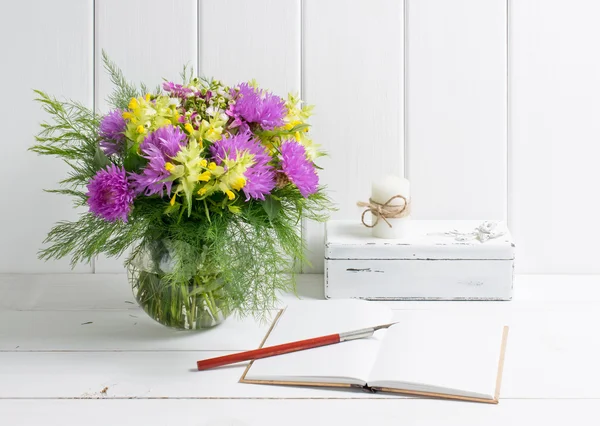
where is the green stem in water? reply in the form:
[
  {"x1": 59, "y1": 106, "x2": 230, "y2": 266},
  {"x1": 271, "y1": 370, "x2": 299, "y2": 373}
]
[
  {"x1": 189, "y1": 291, "x2": 197, "y2": 329},
  {"x1": 202, "y1": 291, "x2": 217, "y2": 322},
  {"x1": 180, "y1": 281, "x2": 194, "y2": 330},
  {"x1": 209, "y1": 290, "x2": 219, "y2": 318}
]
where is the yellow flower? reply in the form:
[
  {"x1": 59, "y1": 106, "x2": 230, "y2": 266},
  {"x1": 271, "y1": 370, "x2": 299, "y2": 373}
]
[
  {"x1": 122, "y1": 95, "x2": 180, "y2": 145},
  {"x1": 231, "y1": 177, "x2": 246, "y2": 190},
  {"x1": 184, "y1": 123, "x2": 194, "y2": 134},
  {"x1": 284, "y1": 93, "x2": 313, "y2": 124},
  {"x1": 284, "y1": 119, "x2": 302, "y2": 131},
  {"x1": 198, "y1": 187, "x2": 207, "y2": 196},
  {"x1": 283, "y1": 93, "x2": 320, "y2": 160},
  {"x1": 164, "y1": 162, "x2": 175, "y2": 171},
  {"x1": 170, "y1": 194, "x2": 177, "y2": 206},
  {"x1": 169, "y1": 139, "x2": 207, "y2": 215},
  {"x1": 200, "y1": 159, "x2": 208, "y2": 167},
  {"x1": 208, "y1": 162, "x2": 217, "y2": 170},
  {"x1": 128, "y1": 98, "x2": 139, "y2": 110},
  {"x1": 210, "y1": 150, "x2": 254, "y2": 201},
  {"x1": 198, "y1": 171, "x2": 211, "y2": 182},
  {"x1": 197, "y1": 115, "x2": 227, "y2": 142}
]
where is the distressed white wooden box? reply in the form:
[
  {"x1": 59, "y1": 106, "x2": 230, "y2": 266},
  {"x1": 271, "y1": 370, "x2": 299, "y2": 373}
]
[{"x1": 325, "y1": 220, "x2": 514, "y2": 300}]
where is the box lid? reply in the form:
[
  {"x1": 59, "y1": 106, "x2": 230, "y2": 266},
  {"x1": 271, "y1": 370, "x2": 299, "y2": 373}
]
[{"x1": 325, "y1": 220, "x2": 514, "y2": 260}]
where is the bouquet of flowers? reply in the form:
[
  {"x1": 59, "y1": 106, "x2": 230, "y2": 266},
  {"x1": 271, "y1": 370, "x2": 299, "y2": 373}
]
[{"x1": 31, "y1": 53, "x2": 331, "y2": 329}]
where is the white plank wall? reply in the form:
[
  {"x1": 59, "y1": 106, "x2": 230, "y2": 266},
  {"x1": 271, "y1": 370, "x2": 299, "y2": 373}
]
[
  {"x1": 94, "y1": 0, "x2": 198, "y2": 272},
  {"x1": 0, "y1": 0, "x2": 93, "y2": 273},
  {"x1": 509, "y1": 0, "x2": 600, "y2": 273},
  {"x1": 1, "y1": 0, "x2": 600, "y2": 274},
  {"x1": 199, "y1": 0, "x2": 301, "y2": 97},
  {"x1": 406, "y1": 0, "x2": 507, "y2": 220},
  {"x1": 303, "y1": 0, "x2": 404, "y2": 272},
  {"x1": 94, "y1": 0, "x2": 198, "y2": 114}
]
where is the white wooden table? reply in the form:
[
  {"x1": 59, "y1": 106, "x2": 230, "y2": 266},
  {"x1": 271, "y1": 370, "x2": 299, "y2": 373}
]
[{"x1": 1, "y1": 274, "x2": 599, "y2": 425}]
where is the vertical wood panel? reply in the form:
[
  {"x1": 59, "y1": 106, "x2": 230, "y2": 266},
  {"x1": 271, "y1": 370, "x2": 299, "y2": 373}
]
[
  {"x1": 406, "y1": 0, "x2": 507, "y2": 220},
  {"x1": 510, "y1": 0, "x2": 600, "y2": 273},
  {"x1": 94, "y1": 0, "x2": 198, "y2": 273},
  {"x1": 0, "y1": 0, "x2": 93, "y2": 273},
  {"x1": 199, "y1": 0, "x2": 301, "y2": 96},
  {"x1": 303, "y1": 0, "x2": 404, "y2": 272}
]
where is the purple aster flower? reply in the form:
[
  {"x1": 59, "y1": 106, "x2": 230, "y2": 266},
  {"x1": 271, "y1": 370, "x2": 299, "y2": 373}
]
[
  {"x1": 163, "y1": 81, "x2": 193, "y2": 98},
  {"x1": 210, "y1": 132, "x2": 275, "y2": 201},
  {"x1": 87, "y1": 165, "x2": 135, "y2": 222},
  {"x1": 131, "y1": 126, "x2": 187, "y2": 196},
  {"x1": 98, "y1": 110, "x2": 126, "y2": 156},
  {"x1": 226, "y1": 83, "x2": 286, "y2": 131},
  {"x1": 140, "y1": 125, "x2": 186, "y2": 158},
  {"x1": 279, "y1": 140, "x2": 318, "y2": 197}
]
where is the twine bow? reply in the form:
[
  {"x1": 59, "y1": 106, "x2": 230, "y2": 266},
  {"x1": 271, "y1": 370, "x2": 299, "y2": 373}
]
[{"x1": 357, "y1": 195, "x2": 410, "y2": 228}]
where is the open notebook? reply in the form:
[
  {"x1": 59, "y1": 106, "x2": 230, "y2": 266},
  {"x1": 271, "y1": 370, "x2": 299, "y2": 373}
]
[{"x1": 241, "y1": 300, "x2": 508, "y2": 403}]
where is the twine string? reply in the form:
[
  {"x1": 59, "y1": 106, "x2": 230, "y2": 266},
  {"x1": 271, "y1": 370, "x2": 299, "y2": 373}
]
[{"x1": 357, "y1": 195, "x2": 410, "y2": 228}]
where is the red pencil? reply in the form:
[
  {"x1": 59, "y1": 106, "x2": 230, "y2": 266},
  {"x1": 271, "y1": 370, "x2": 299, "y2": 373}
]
[{"x1": 196, "y1": 322, "x2": 396, "y2": 371}]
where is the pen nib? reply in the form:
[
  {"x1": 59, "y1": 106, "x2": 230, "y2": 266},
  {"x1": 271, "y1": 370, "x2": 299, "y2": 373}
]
[{"x1": 372, "y1": 322, "x2": 398, "y2": 332}]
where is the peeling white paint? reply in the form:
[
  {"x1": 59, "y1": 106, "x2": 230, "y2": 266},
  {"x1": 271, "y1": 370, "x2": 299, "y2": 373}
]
[{"x1": 325, "y1": 220, "x2": 514, "y2": 301}]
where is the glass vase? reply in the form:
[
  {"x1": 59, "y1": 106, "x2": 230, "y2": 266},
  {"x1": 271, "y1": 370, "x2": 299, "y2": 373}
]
[{"x1": 127, "y1": 239, "x2": 231, "y2": 330}]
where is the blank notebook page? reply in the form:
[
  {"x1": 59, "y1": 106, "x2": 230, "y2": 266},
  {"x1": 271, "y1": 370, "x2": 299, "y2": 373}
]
[
  {"x1": 368, "y1": 316, "x2": 505, "y2": 398},
  {"x1": 246, "y1": 300, "x2": 394, "y2": 385}
]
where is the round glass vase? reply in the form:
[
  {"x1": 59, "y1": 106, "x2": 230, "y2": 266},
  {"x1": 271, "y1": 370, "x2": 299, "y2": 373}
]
[{"x1": 127, "y1": 240, "x2": 231, "y2": 330}]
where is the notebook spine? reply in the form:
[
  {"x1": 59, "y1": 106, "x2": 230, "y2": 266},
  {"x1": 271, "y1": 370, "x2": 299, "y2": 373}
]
[{"x1": 350, "y1": 384, "x2": 378, "y2": 394}]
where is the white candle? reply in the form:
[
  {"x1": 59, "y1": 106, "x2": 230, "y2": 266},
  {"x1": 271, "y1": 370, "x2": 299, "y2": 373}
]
[{"x1": 370, "y1": 176, "x2": 411, "y2": 239}]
